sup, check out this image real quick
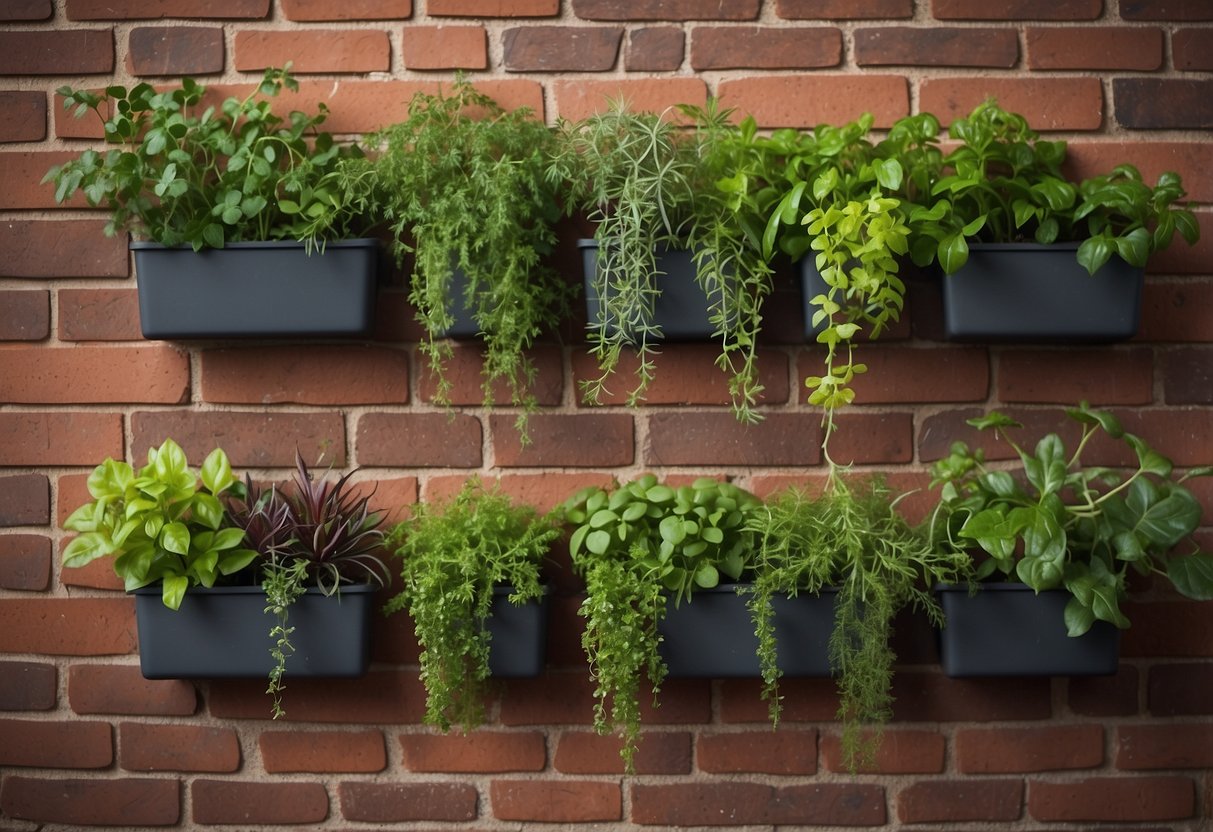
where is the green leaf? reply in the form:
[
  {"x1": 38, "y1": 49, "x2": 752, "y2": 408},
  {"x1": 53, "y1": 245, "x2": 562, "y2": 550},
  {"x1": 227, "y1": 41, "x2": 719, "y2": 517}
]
[
  {"x1": 659, "y1": 515, "x2": 687, "y2": 545},
  {"x1": 1076, "y1": 235, "x2": 1112, "y2": 276},
  {"x1": 1167, "y1": 554, "x2": 1213, "y2": 600},
  {"x1": 873, "y1": 158, "x2": 902, "y2": 191},
  {"x1": 1063, "y1": 596, "x2": 1096, "y2": 637},
  {"x1": 200, "y1": 448, "x2": 234, "y2": 495},
  {"x1": 1115, "y1": 227, "x2": 1151, "y2": 268},
  {"x1": 160, "y1": 522, "x2": 190, "y2": 556},
  {"x1": 938, "y1": 233, "x2": 969, "y2": 275},
  {"x1": 62, "y1": 532, "x2": 113, "y2": 568},
  {"x1": 693, "y1": 563, "x2": 720, "y2": 589},
  {"x1": 586, "y1": 530, "x2": 611, "y2": 556},
  {"x1": 161, "y1": 574, "x2": 188, "y2": 610}
]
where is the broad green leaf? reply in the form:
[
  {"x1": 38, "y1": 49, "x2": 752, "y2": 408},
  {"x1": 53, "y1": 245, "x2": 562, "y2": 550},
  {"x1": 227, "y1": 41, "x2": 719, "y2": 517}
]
[
  {"x1": 659, "y1": 515, "x2": 687, "y2": 545},
  {"x1": 62, "y1": 532, "x2": 113, "y2": 568},
  {"x1": 192, "y1": 493, "x2": 223, "y2": 530},
  {"x1": 586, "y1": 530, "x2": 611, "y2": 556},
  {"x1": 219, "y1": 548, "x2": 259, "y2": 576},
  {"x1": 161, "y1": 574, "x2": 188, "y2": 610},
  {"x1": 1114, "y1": 227, "x2": 1151, "y2": 268},
  {"x1": 1076, "y1": 235, "x2": 1112, "y2": 276},
  {"x1": 200, "y1": 448, "x2": 234, "y2": 495},
  {"x1": 210, "y1": 527, "x2": 246, "y2": 551},
  {"x1": 693, "y1": 563, "x2": 720, "y2": 589},
  {"x1": 160, "y1": 521, "x2": 190, "y2": 556},
  {"x1": 1063, "y1": 596, "x2": 1096, "y2": 637},
  {"x1": 1167, "y1": 554, "x2": 1213, "y2": 600}
]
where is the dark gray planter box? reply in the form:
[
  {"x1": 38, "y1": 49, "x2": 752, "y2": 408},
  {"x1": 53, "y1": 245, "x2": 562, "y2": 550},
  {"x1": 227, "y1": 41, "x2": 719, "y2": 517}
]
[
  {"x1": 941, "y1": 242, "x2": 1142, "y2": 342},
  {"x1": 798, "y1": 258, "x2": 831, "y2": 340},
  {"x1": 134, "y1": 583, "x2": 376, "y2": 679},
  {"x1": 937, "y1": 582, "x2": 1120, "y2": 677},
  {"x1": 132, "y1": 239, "x2": 379, "y2": 339},
  {"x1": 486, "y1": 585, "x2": 548, "y2": 678},
  {"x1": 659, "y1": 584, "x2": 836, "y2": 678}
]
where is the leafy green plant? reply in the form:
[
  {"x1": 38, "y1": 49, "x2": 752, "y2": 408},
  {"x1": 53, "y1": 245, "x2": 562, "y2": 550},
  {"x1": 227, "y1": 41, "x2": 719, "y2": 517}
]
[
  {"x1": 746, "y1": 475, "x2": 969, "y2": 772},
  {"x1": 44, "y1": 67, "x2": 367, "y2": 250},
  {"x1": 384, "y1": 478, "x2": 560, "y2": 732},
  {"x1": 62, "y1": 439, "x2": 254, "y2": 610},
  {"x1": 564, "y1": 475, "x2": 762, "y2": 769},
  {"x1": 929, "y1": 402, "x2": 1213, "y2": 636}
]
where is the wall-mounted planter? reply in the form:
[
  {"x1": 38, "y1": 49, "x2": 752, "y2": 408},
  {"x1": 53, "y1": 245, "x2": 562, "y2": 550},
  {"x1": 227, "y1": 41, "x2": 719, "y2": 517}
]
[
  {"x1": 134, "y1": 583, "x2": 376, "y2": 680},
  {"x1": 798, "y1": 258, "x2": 831, "y2": 340},
  {"x1": 936, "y1": 582, "x2": 1120, "y2": 677},
  {"x1": 485, "y1": 585, "x2": 548, "y2": 678},
  {"x1": 659, "y1": 584, "x2": 836, "y2": 678},
  {"x1": 132, "y1": 239, "x2": 379, "y2": 339},
  {"x1": 941, "y1": 243, "x2": 1142, "y2": 342}
]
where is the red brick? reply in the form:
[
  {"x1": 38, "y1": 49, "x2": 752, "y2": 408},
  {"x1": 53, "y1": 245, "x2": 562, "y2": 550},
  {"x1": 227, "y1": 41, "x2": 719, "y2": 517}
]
[
  {"x1": 68, "y1": 0, "x2": 268, "y2": 17},
  {"x1": 697, "y1": 730, "x2": 817, "y2": 775},
  {"x1": 1121, "y1": 0, "x2": 1213, "y2": 20},
  {"x1": 574, "y1": 0, "x2": 759, "y2": 18},
  {"x1": 430, "y1": 0, "x2": 556, "y2": 13},
  {"x1": 821, "y1": 729, "x2": 946, "y2": 774},
  {"x1": 997, "y1": 347, "x2": 1153, "y2": 404},
  {"x1": 1140, "y1": 279, "x2": 1213, "y2": 341},
  {"x1": 956, "y1": 724, "x2": 1104, "y2": 773},
  {"x1": 201, "y1": 345, "x2": 407, "y2": 405},
  {"x1": 69, "y1": 664, "x2": 196, "y2": 715},
  {"x1": 1174, "y1": 27, "x2": 1213, "y2": 69},
  {"x1": 718, "y1": 74, "x2": 909, "y2": 129},
  {"x1": 0, "y1": 474, "x2": 49, "y2": 527},
  {"x1": 0, "y1": 412, "x2": 122, "y2": 466},
  {"x1": 1029, "y1": 775, "x2": 1196, "y2": 822},
  {"x1": 1162, "y1": 347, "x2": 1213, "y2": 405},
  {"x1": 918, "y1": 406, "x2": 1079, "y2": 462},
  {"x1": 554, "y1": 730, "x2": 692, "y2": 774},
  {"x1": 1066, "y1": 142, "x2": 1213, "y2": 203},
  {"x1": 824, "y1": 411, "x2": 914, "y2": 465},
  {"x1": 418, "y1": 343, "x2": 563, "y2": 407},
  {"x1": 234, "y1": 29, "x2": 390, "y2": 73},
  {"x1": 0, "y1": 345, "x2": 188, "y2": 404},
  {"x1": 829, "y1": 345, "x2": 988, "y2": 403},
  {"x1": 646, "y1": 412, "x2": 820, "y2": 466},
  {"x1": 0, "y1": 718, "x2": 112, "y2": 768},
  {"x1": 897, "y1": 778, "x2": 1023, "y2": 823},
  {"x1": 0, "y1": 662, "x2": 55, "y2": 711},
  {"x1": 210, "y1": 672, "x2": 425, "y2": 723},
  {"x1": 690, "y1": 25, "x2": 841, "y2": 69},
  {"x1": 1069, "y1": 665, "x2": 1140, "y2": 717},
  {"x1": 632, "y1": 782, "x2": 886, "y2": 826},
  {"x1": 338, "y1": 781, "x2": 477, "y2": 822},
  {"x1": 497, "y1": 673, "x2": 597, "y2": 725},
  {"x1": 0, "y1": 598, "x2": 135, "y2": 656},
  {"x1": 491, "y1": 780, "x2": 622, "y2": 823},
  {"x1": 933, "y1": 0, "x2": 1100, "y2": 18},
  {"x1": 424, "y1": 472, "x2": 613, "y2": 514},
  {"x1": 0, "y1": 776, "x2": 179, "y2": 826},
  {"x1": 0, "y1": 290, "x2": 49, "y2": 341},
  {"x1": 553, "y1": 78, "x2": 707, "y2": 121},
  {"x1": 503, "y1": 25, "x2": 622, "y2": 71},
  {"x1": 192, "y1": 779, "x2": 328, "y2": 825},
  {"x1": 0, "y1": 30, "x2": 113, "y2": 75},
  {"x1": 0, "y1": 92, "x2": 45, "y2": 142},
  {"x1": 1027, "y1": 26, "x2": 1163, "y2": 70},
  {"x1": 1122, "y1": 600, "x2": 1213, "y2": 657},
  {"x1": 282, "y1": 0, "x2": 412, "y2": 19},
  {"x1": 403, "y1": 25, "x2": 488, "y2": 70},
  {"x1": 1115, "y1": 409, "x2": 1213, "y2": 467},
  {"x1": 855, "y1": 26, "x2": 1018, "y2": 67},
  {"x1": 127, "y1": 26, "x2": 224, "y2": 76},
  {"x1": 261, "y1": 729, "x2": 385, "y2": 773},
  {"x1": 892, "y1": 672, "x2": 1052, "y2": 722},
  {"x1": 720, "y1": 677, "x2": 840, "y2": 723},
  {"x1": 1118, "y1": 723, "x2": 1213, "y2": 770},
  {"x1": 921, "y1": 76, "x2": 1103, "y2": 130},
  {"x1": 0, "y1": 534, "x2": 50, "y2": 591},
  {"x1": 1150, "y1": 663, "x2": 1213, "y2": 715},
  {"x1": 0, "y1": 220, "x2": 129, "y2": 278},
  {"x1": 120, "y1": 722, "x2": 239, "y2": 772},
  {"x1": 0, "y1": 0, "x2": 51, "y2": 20},
  {"x1": 492, "y1": 413, "x2": 633, "y2": 467},
  {"x1": 0, "y1": 151, "x2": 88, "y2": 209},
  {"x1": 626, "y1": 26, "x2": 684, "y2": 70},
  {"x1": 778, "y1": 0, "x2": 912, "y2": 17},
  {"x1": 401, "y1": 731, "x2": 545, "y2": 773},
  {"x1": 57, "y1": 288, "x2": 141, "y2": 341},
  {"x1": 131, "y1": 410, "x2": 346, "y2": 468},
  {"x1": 349, "y1": 475, "x2": 417, "y2": 526},
  {"x1": 355, "y1": 412, "x2": 481, "y2": 467},
  {"x1": 1116, "y1": 78, "x2": 1213, "y2": 130}
]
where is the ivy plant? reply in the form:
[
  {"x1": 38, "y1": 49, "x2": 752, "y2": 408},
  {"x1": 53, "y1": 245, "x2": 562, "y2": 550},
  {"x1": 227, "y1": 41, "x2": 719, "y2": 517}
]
[{"x1": 929, "y1": 403, "x2": 1213, "y2": 636}]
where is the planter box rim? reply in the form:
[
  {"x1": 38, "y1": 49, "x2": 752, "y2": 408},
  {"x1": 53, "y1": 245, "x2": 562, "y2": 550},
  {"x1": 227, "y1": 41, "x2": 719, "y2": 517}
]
[
  {"x1": 132, "y1": 582, "x2": 377, "y2": 597},
  {"x1": 935, "y1": 581, "x2": 1050, "y2": 593},
  {"x1": 130, "y1": 237, "x2": 379, "y2": 251},
  {"x1": 961, "y1": 241, "x2": 1083, "y2": 253}
]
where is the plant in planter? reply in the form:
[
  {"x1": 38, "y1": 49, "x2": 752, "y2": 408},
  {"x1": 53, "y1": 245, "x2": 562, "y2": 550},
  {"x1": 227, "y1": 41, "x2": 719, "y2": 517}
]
[
  {"x1": 928, "y1": 403, "x2": 1213, "y2": 674},
  {"x1": 43, "y1": 67, "x2": 379, "y2": 338},
  {"x1": 384, "y1": 478, "x2": 561, "y2": 732},
  {"x1": 563, "y1": 474, "x2": 763, "y2": 769}
]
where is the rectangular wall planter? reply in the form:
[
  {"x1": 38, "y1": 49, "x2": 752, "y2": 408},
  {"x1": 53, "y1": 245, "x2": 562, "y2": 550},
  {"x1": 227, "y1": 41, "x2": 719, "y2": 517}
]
[
  {"x1": 798, "y1": 257, "x2": 831, "y2": 340},
  {"x1": 936, "y1": 582, "x2": 1120, "y2": 677},
  {"x1": 132, "y1": 239, "x2": 379, "y2": 339},
  {"x1": 941, "y1": 242, "x2": 1142, "y2": 342},
  {"x1": 659, "y1": 584, "x2": 836, "y2": 678},
  {"x1": 134, "y1": 583, "x2": 375, "y2": 680},
  {"x1": 485, "y1": 585, "x2": 548, "y2": 678}
]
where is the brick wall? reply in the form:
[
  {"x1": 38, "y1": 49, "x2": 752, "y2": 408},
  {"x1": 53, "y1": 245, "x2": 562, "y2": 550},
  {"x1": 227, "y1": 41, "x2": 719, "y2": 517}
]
[{"x1": 1, "y1": 0, "x2": 1211, "y2": 828}]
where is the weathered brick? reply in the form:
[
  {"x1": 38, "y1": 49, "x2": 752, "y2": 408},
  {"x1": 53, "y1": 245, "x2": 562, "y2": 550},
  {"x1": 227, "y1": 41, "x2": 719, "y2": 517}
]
[
  {"x1": 424, "y1": 471, "x2": 613, "y2": 514},
  {"x1": 0, "y1": 661, "x2": 56, "y2": 711},
  {"x1": 261, "y1": 729, "x2": 386, "y2": 773},
  {"x1": 1066, "y1": 142, "x2": 1213, "y2": 203},
  {"x1": 0, "y1": 474, "x2": 49, "y2": 527},
  {"x1": 355, "y1": 413, "x2": 482, "y2": 467},
  {"x1": 1026, "y1": 26, "x2": 1163, "y2": 70},
  {"x1": 821, "y1": 729, "x2": 946, "y2": 774},
  {"x1": 0, "y1": 412, "x2": 122, "y2": 466},
  {"x1": 497, "y1": 673, "x2": 597, "y2": 726},
  {"x1": 632, "y1": 782, "x2": 886, "y2": 826},
  {"x1": 1162, "y1": 347, "x2": 1213, "y2": 404},
  {"x1": 646, "y1": 412, "x2": 820, "y2": 466},
  {"x1": 0, "y1": 220, "x2": 129, "y2": 278},
  {"x1": 574, "y1": 345, "x2": 789, "y2": 407},
  {"x1": 697, "y1": 730, "x2": 817, "y2": 774},
  {"x1": 1121, "y1": 0, "x2": 1213, "y2": 20},
  {"x1": 554, "y1": 730, "x2": 692, "y2": 774},
  {"x1": 892, "y1": 672, "x2": 1052, "y2": 721},
  {"x1": 956, "y1": 724, "x2": 1104, "y2": 773},
  {"x1": 0, "y1": 776, "x2": 180, "y2": 826},
  {"x1": 720, "y1": 677, "x2": 839, "y2": 723},
  {"x1": 855, "y1": 26, "x2": 1018, "y2": 67},
  {"x1": 234, "y1": 29, "x2": 390, "y2": 73},
  {"x1": 503, "y1": 26, "x2": 622, "y2": 71},
  {"x1": 574, "y1": 0, "x2": 759, "y2": 18},
  {"x1": 1173, "y1": 27, "x2": 1213, "y2": 70},
  {"x1": 933, "y1": 0, "x2": 1101, "y2": 18},
  {"x1": 0, "y1": 718, "x2": 113, "y2": 769},
  {"x1": 0, "y1": 30, "x2": 113, "y2": 75},
  {"x1": 131, "y1": 410, "x2": 346, "y2": 468},
  {"x1": 429, "y1": 0, "x2": 557, "y2": 13},
  {"x1": 0, "y1": 598, "x2": 135, "y2": 656},
  {"x1": 920, "y1": 76, "x2": 1104, "y2": 130},
  {"x1": 718, "y1": 74, "x2": 909, "y2": 129},
  {"x1": 202, "y1": 345, "x2": 408, "y2": 405},
  {"x1": 401, "y1": 731, "x2": 546, "y2": 773},
  {"x1": 1118, "y1": 723, "x2": 1213, "y2": 770},
  {"x1": 778, "y1": 0, "x2": 912, "y2": 17},
  {"x1": 0, "y1": 534, "x2": 50, "y2": 591},
  {"x1": 825, "y1": 411, "x2": 914, "y2": 465},
  {"x1": 897, "y1": 779, "x2": 1024, "y2": 823},
  {"x1": 1069, "y1": 665, "x2": 1140, "y2": 717},
  {"x1": 0, "y1": 151, "x2": 88, "y2": 209},
  {"x1": 1, "y1": 0, "x2": 51, "y2": 20},
  {"x1": 552, "y1": 78, "x2": 707, "y2": 121},
  {"x1": 1140, "y1": 279, "x2": 1213, "y2": 342},
  {"x1": 68, "y1": 0, "x2": 269, "y2": 17},
  {"x1": 192, "y1": 780, "x2": 328, "y2": 825},
  {"x1": 338, "y1": 781, "x2": 478, "y2": 822},
  {"x1": 827, "y1": 345, "x2": 988, "y2": 403},
  {"x1": 626, "y1": 27, "x2": 684, "y2": 71},
  {"x1": 120, "y1": 722, "x2": 239, "y2": 772},
  {"x1": 1150, "y1": 663, "x2": 1213, "y2": 715},
  {"x1": 403, "y1": 25, "x2": 487, "y2": 69},
  {"x1": 492, "y1": 780, "x2": 622, "y2": 823},
  {"x1": 0, "y1": 345, "x2": 188, "y2": 404},
  {"x1": 282, "y1": 0, "x2": 412, "y2": 19},
  {"x1": 0, "y1": 290, "x2": 49, "y2": 341},
  {"x1": 128, "y1": 26, "x2": 224, "y2": 76},
  {"x1": 210, "y1": 672, "x2": 425, "y2": 723},
  {"x1": 418, "y1": 343, "x2": 563, "y2": 407},
  {"x1": 691, "y1": 25, "x2": 842, "y2": 69},
  {"x1": 1114, "y1": 409, "x2": 1213, "y2": 466},
  {"x1": 69, "y1": 664, "x2": 196, "y2": 715},
  {"x1": 0, "y1": 92, "x2": 46, "y2": 142},
  {"x1": 57, "y1": 288, "x2": 141, "y2": 341},
  {"x1": 1115, "y1": 78, "x2": 1213, "y2": 130},
  {"x1": 1029, "y1": 775, "x2": 1196, "y2": 822},
  {"x1": 493, "y1": 413, "x2": 633, "y2": 467},
  {"x1": 997, "y1": 347, "x2": 1153, "y2": 404},
  {"x1": 1122, "y1": 600, "x2": 1213, "y2": 657}
]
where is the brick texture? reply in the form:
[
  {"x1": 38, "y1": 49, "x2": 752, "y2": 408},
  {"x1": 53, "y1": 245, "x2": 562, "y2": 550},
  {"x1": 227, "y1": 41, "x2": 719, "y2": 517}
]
[
  {"x1": 401, "y1": 731, "x2": 546, "y2": 772},
  {"x1": 503, "y1": 26, "x2": 622, "y2": 71},
  {"x1": 492, "y1": 413, "x2": 633, "y2": 467},
  {"x1": 57, "y1": 289, "x2": 142, "y2": 341},
  {"x1": 955, "y1": 725, "x2": 1104, "y2": 773},
  {"x1": 573, "y1": 0, "x2": 761, "y2": 19},
  {"x1": 1026, "y1": 26, "x2": 1163, "y2": 70},
  {"x1": 0, "y1": 345, "x2": 189, "y2": 404},
  {"x1": 647, "y1": 412, "x2": 820, "y2": 466},
  {"x1": 997, "y1": 347, "x2": 1153, "y2": 404},
  {"x1": 0, "y1": 412, "x2": 123, "y2": 465},
  {"x1": 1, "y1": 0, "x2": 52, "y2": 20},
  {"x1": 201, "y1": 345, "x2": 408, "y2": 405},
  {"x1": 897, "y1": 779, "x2": 1023, "y2": 823},
  {"x1": 718, "y1": 74, "x2": 909, "y2": 128},
  {"x1": 690, "y1": 26, "x2": 842, "y2": 69},
  {"x1": 261, "y1": 729, "x2": 386, "y2": 773},
  {"x1": 1, "y1": 776, "x2": 180, "y2": 826},
  {"x1": 1028, "y1": 776, "x2": 1196, "y2": 822},
  {"x1": 0, "y1": 92, "x2": 46, "y2": 142},
  {"x1": 68, "y1": 665, "x2": 197, "y2": 716},
  {"x1": 0, "y1": 30, "x2": 113, "y2": 74},
  {"x1": 338, "y1": 781, "x2": 478, "y2": 822},
  {"x1": 932, "y1": 0, "x2": 1101, "y2": 18},
  {"x1": 0, "y1": 291, "x2": 49, "y2": 340},
  {"x1": 120, "y1": 722, "x2": 240, "y2": 772},
  {"x1": 430, "y1": 0, "x2": 557, "y2": 14},
  {"x1": 554, "y1": 730, "x2": 692, "y2": 774},
  {"x1": 821, "y1": 730, "x2": 946, "y2": 774},
  {"x1": 632, "y1": 782, "x2": 887, "y2": 826},
  {"x1": 492, "y1": 780, "x2": 622, "y2": 822},
  {"x1": 1115, "y1": 79, "x2": 1213, "y2": 130},
  {"x1": 696, "y1": 729, "x2": 818, "y2": 774},
  {"x1": 0, "y1": 661, "x2": 56, "y2": 710},
  {"x1": 131, "y1": 410, "x2": 346, "y2": 468},
  {"x1": 282, "y1": 0, "x2": 412, "y2": 19},
  {"x1": 356, "y1": 413, "x2": 482, "y2": 467},
  {"x1": 403, "y1": 25, "x2": 488, "y2": 69},
  {"x1": 1174, "y1": 27, "x2": 1213, "y2": 70},
  {"x1": 128, "y1": 26, "x2": 225, "y2": 76},
  {"x1": 67, "y1": 0, "x2": 269, "y2": 17},
  {"x1": 0, "y1": 220, "x2": 129, "y2": 278},
  {"x1": 920, "y1": 76, "x2": 1104, "y2": 130},
  {"x1": 192, "y1": 780, "x2": 329, "y2": 825},
  {"x1": 0, "y1": 718, "x2": 112, "y2": 768},
  {"x1": 855, "y1": 26, "x2": 1018, "y2": 67},
  {"x1": 234, "y1": 29, "x2": 390, "y2": 73},
  {"x1": 778, "y1": 0, "x2": 912, "y2": 17},
  {"x1": 626, "y1": 27, "x2": 684, "y2": 70},
  {"x1": 0, "y1": 474, "x2": 50, "y2": 526},
  {"x1": 0, "y1": 534, "x2": 51, "y2": 590}
]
